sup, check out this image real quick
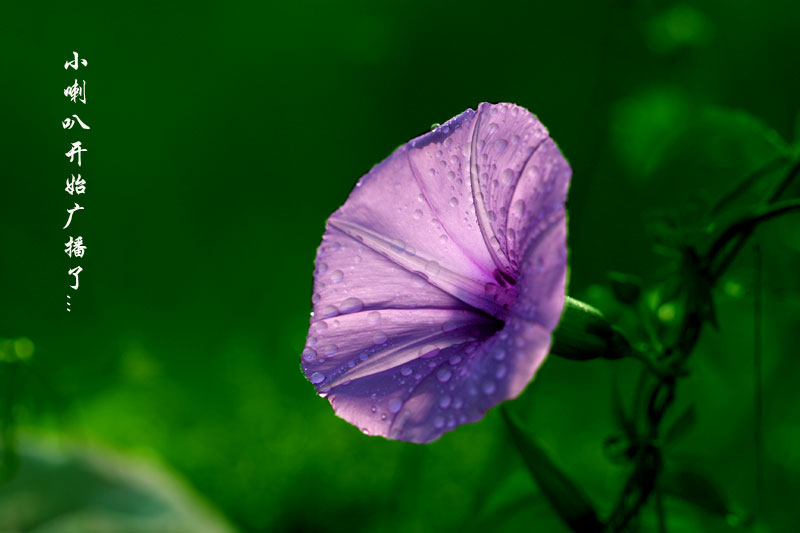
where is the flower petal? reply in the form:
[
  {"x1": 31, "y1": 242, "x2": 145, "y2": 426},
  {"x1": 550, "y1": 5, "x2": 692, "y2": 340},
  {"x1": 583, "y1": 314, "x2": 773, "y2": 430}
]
[{"x1": 302, "y1": 102, "x2": 571, "y2": 442}]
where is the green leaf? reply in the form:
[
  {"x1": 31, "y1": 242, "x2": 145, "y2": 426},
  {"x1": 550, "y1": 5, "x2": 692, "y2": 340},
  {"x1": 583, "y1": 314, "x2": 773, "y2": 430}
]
[
  {"x1": 653, "y1": 108, "x2": 790, "y2": 216},
  {"x1": 501, "y1": 407, "x2": 603, "y2": 533},
  {"x1": 551, "y1": 297, "x2": 633, "y2": 361},
  {"x1": 663, "y1": 404, "x2": 697, "y2": 445},
  {"x1": 660, "y1": 466, "x2": 732, "y2": 518},
  {"x1": 607, "y1": 272, "x2": 643, "y2": 306}
]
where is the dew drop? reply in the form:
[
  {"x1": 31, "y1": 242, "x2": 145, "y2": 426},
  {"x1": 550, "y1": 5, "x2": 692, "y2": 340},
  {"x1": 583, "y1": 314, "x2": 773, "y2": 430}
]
[
  {"x1": 367, "y1": 311, "x2": 381, "y2": 325},
  {"x1": 449, "y1": 355, "x2": 462, "y2": 365},
  {"x1": 494, "y1": 139, "x2": 508, "y2": 153},
  {"x1": 413, "y1": 209, "x2": 423, "y2": 220},
  {"x1": 493, "y1": 349, "x2": 506, "y2": 361},
  {"x1": 388, "y1": 397, "x2": 403, "y2": 413},
  {"x1": 439, "y1": 234, "x2": 448, "y2": 244},
  {"x1": 495, "y1": 365, "x2": 507, "y2": 379},
  {"x1": 318, "y1": 262, "x2": 329, "y2": 274},
  {"x1": 436, "y1": 368, "x2": 452, "y2": 383},
  {"x1": 425, "y1": 261, "x2": 441, "y2": 275},
  {"x1": 487, "y1": 122, "x2": 499, "y2": 134},
  {"x1": 340, "y1": 297, "x2": 364, "y2": 313},
  {"x1": 310, "y1": 372, "x2": 325, "y2": 384},
  {"x1": 302, "y1": 348, "x2": 316, "y2": 362},
  {"x1": 372, "y1": 331, "x2": 388, "y2": 345},
  {"x1": 400, "y1": 366, "x2": 413, "y2": 376},
  {"x1": 319, "y1": 305, "x2": 338, "y2": 318},
  {"x1": 501, "y1": 168, "x2": 515, "y2": 185},
  {"x1": 434, "y1": 416, "x2": 445, "y2": 429},
  {"x1": 420, "y1": 346, "x2": 440, "y2": 359},
  {"x1": 321, "y1": 344, "x2": 338, "y2": 357},
  {"x1": 439, "y1": 395, "x2": 452, "y2": 409},
  {"x1": 449, "y1": 197, "x2": 459, "y2": 207},
  {"x1": 447, "y1": 170, "x2": 456, "y2": 180},
  {"x1": 442, "y1": 321, "x2": 459, "y2": 333},
  {"x1": 411, "y1": 274, "x2": 428, "y2": 288},
  {"x1": 511, "y1": 200, "x2": 525, "y2": 217},
  {"x1": 331, "y1": 270, "x2": 344, "y2": 283},
  {"x1": 453, "y1": 397, "x2": 463, "y2": 409},
  {"x1": 482, "y1": 381, "x2": 496, "y2": 395}
]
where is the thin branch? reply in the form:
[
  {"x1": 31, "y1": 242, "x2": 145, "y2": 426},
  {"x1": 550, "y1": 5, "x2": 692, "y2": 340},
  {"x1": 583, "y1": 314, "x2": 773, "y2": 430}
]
[{"x1": 709, "y1": 199, "x2": 800, "y2": 280}]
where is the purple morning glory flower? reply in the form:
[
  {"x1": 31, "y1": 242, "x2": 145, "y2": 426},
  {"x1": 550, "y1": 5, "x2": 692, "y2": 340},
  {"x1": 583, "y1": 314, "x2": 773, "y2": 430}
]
[{"x1": 302, "y1": 102, "x2": 570, "y2": 443}]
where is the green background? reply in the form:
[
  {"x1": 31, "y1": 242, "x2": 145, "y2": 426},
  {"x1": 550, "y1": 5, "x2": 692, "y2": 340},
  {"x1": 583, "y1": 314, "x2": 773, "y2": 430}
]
[{"x1": 1, "y1": 0, "x2": 799, "y2": 531}]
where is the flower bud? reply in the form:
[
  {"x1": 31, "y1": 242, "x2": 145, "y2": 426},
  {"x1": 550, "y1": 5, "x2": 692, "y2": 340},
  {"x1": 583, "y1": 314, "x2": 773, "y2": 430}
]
[{"x1": 550, "y1": 297, "x2": 631, "y2": 361}]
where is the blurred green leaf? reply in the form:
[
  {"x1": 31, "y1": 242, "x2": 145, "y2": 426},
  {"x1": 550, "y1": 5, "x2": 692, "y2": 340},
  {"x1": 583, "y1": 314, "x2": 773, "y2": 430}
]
[
  {"x1": 607, "y1": 272, "x2": 643, "y2": 306},
  {"x1": 663, "y1": 405, "x2": 697, "y2": 445},
  {"x1": 501, "y1": 408, "x2": 603, "y2": 533},
  {"x1": 654, "y1": 108, "x2": 790, "y2": 214},
  {"x1": 0, "y1": 436, "x2": 236, "y2": 533},
  {"x1": 611, "y1": 377, "x2": 635, "y2": 440},
  {"x1": 660, "y1": 466, "x2": 732, "y2": 519},
  {"x1": 551, "y1": 297, "x2": 633, "y2": 361}
]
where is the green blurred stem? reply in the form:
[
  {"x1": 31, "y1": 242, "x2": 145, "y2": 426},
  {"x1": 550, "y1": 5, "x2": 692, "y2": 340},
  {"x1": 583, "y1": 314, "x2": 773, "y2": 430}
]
[
  {"x1": 708, "y1": 198, "x2": 800, "y2": 279},
  {"x1": 709, "y1": 157, "x2": 800, "y2": 280}
]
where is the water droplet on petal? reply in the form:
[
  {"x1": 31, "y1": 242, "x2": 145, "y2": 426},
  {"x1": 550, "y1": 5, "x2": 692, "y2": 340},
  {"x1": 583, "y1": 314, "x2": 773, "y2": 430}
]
[
  {"x1": 495, "y1": 364, "x2": 507, "y2": 379},
  {"x1": 310, "y1": 372, "x2": 325, "y2": 384},
  {"x1": 482, "y1": 381, "x2": 496, "y2": 395},
  {"x1": 494, "y1": 139, "x2": 508, "y2": 153},
  {"x1": 400, "y1": 366, "x2": 413, "y2": 376},
  {"x1": 436, "y1": 368, "x2": 452, "y2": 383},
  {"x1": 501, "y1": 168, "x2": 515, "y2": 185},
  {"x1": 319, "y1": 305, "x2": 339, "y2": 318},
  {"x1": 449, "y1": 197, "x2": 459, "y2": 207},
  {"x1": 388, "y1": 397, "x2": 403, "y2": 413},
  {"x1": 367, "y1": 311, "x2": 381, "y2": 325},
  {"x1": 373, "y1": 331, "x2": 388, "y2": 345},
  {"x1": 439, "y1": 234, "x2": 448, "y2": 244},
  {"x1": 321, "y1": 344, "x2": 338, "y2": 357},
  {"x1": 420, "y1": 346, "x2": 440, "y2": 359},
  {"x1": 434, "y1": 416, "x2": 445, "y2": 429},
  {"x1": 439, "y1": 395, "x2": 452, "y2": 409},
  {"x1": 340, "y1": 297, "x2": 364, "y2": 313},
  {"x1": 425, "y1": 261, "x2": 441, "y2": 275},
  {"x1": 493, "y1": 349, "x2": 506, "y2": 361},
  {"x1": 449, "y1": 355, "x2": 462, "y2": 366},
  {"x1": 331, "y1": 270, "x2": 344, "y2": 283},
  {"x1": 487, "y1": 122, "x2": 499, "y2": 134},
  {"x1": 302, "y1": 348, "x2": 316, "y2": 362},
  {"x1": 511, "y1": 200, "x2": 525, "y2": 217},
  {"x1": 318, "y1": 262, "x2": 329, "y2": 274},
  {"x1": 413, "y1": 209, "x2": 423, "y2": 220}
]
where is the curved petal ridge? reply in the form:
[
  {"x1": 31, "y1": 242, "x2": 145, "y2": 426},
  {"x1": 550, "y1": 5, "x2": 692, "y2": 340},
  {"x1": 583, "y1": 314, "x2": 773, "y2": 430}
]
[
  {"x1": 328, "y1": 217, "x2": 509, "y2": 319},
  {"x1": 469, "y1": 106, "x2": 513, "y2": 277}
]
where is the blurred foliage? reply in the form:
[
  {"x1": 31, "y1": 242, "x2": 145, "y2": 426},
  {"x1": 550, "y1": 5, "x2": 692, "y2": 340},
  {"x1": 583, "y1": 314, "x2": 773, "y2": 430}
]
[{"x1": 1, "y1": 0, "x2": 799, "y2": 531}]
